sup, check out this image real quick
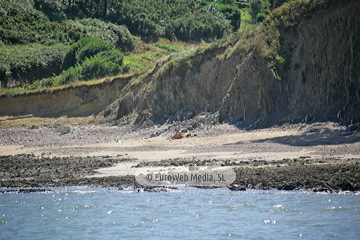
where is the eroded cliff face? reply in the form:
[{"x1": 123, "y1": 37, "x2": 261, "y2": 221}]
[
  {"x1": 0, "y1": 76, "x2": 132, "y2": 117},
  {"x1": 1, "y1": 0, "x2": 359, "y2": 127},
  {"x1": 145, "y1": 48, "x2": 284, "y2": 127},
  {"x1": 279, "y1": 0, "x2": 360, "y2": 122},
  {"x1": 103, "y1": 0, "x2": 359, "y2": 127}
]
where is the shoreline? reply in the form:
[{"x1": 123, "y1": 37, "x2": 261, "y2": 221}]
[
  {"x1": 0, "y1": 154, "x2": 359, "y2": 192},
  {"x1": 1, "y1": 121, "x2": 359, "y2": 192}
]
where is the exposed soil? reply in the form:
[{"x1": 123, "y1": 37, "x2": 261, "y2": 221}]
[{"x1": 1, "y1": 116, "x2": 359, "y2": 192}]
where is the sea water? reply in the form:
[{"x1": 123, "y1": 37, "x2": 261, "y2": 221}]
[{"x1": 1, "y1": 187, "x2": 359, "y2": 239}]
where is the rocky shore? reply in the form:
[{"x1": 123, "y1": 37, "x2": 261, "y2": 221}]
[
  {"x1": 0, "y1": 154, "x2": 137, "y2": 188},
  {"x1": 1, "y1": 154, "x2": 359, "y2": 192},
  {"x1": 1, "y1": 118, "x2": 359, "y2": 192}
]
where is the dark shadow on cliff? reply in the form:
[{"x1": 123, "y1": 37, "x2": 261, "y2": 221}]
[{"x1": 225, "y1": 131, "x2": 360, "y2": 147}]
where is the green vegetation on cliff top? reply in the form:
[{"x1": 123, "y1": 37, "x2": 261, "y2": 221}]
[
  {"x1": 0, "y1": 0, "x2": 242, "y2": 95},
  {"x1": 0, "y1": 0, "x2": 340, "y2": 96}
]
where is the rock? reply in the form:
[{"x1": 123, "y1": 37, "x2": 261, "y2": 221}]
[
  {"x1": 349, "y1": 124, "x2": 359, "y2": 132},
  {"x1": 191, "y1": 122, "x2": 199, "y2": 129},
  {"x1": 340, "y1": 131, "x2": 352, "y2": 136},
  {"x1": 313, "y1": 187, "x2": 332, "y2": 193},
  {"x1": 338, "y1": 180, "x2": 355, "y2": 191},
  {"x1": 319, "y1": 128, "x2": 330, "y2": 133},
  {"x1": 56, "y1": 126, "x2": 71, "y2": 135},
  {"x1": 304, "y1": 128, "x2": 322, "y2": 133},
  {"x1": 175, "y1": 114, "x2": 182, "y2": 122},
  {"x1": 229, "y1": 184, "x2": 246, "y2": 191},
  {"x1": 144, "y1": 187, "x2": 171, "y2": 192},
  {"x1": 185, "y1": 111, "x2": 194, "y2": 120},
  {"x1": 0, "y1": 189, "x2": 52, "y2": 194},
  {"x1": 278, "y1": 182, "x2": 297, "y2": 190}
]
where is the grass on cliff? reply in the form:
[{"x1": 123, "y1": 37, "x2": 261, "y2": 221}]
[{"x1": 0, "y1": 40, "x2": 204, "y2": 96}]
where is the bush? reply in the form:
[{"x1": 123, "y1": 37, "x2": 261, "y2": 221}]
[
  {"x1": 0, "y1": 1, "x2": 134, "y2": 48},
  {"x1": 97, "y1": 49, "x2": 124, "y2": 64},
  {"x1": 81, "y1": 49, "x2": 125, "y2": 79},
  {"x1": 40, "y1": 48, "x2": 125, "y2": 87},
  {"x1": 257, "y1": 12, "x2": 267, "y2": 22},
  {"x1": 154, "y1": 43, "x2": 184, "y2": 52},
  {"x1": 67, "y1": 18, "x2": 135, "y2": 51},
  {"x1": 81, "y1": 57, "x2": 122, "y2": 80},
  {"x1": 58, "y1": 65, "x2": 83, "y2": 85},
  {"x1": 0, "y1": 0, "x2": 83, "y2": 45},
  {"x1": 34, "y1": 0, "x2": 67, "y2": 21},
  {"x1": 116, "y1": 0, "x2": 232, "y2": 42},
  {"x1": 217, "y1": 4, "x2": 241, "y2": 31},
  {"x1": 0, "y1": 44, "x2": 67, "y2": 87},
  {"x1": 62, "y1": 37, "x2": 113, "y2": 70}
]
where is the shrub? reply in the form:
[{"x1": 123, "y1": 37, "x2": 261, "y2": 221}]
[
  {"x1": 58, "y1": 65, "x2": 83, "y2": 85},
  {"x1": 116, "y1": 0, "x2": 232, "y2": 42},
  {"x1": 0, "y1": 44, "x2": 67, "y2": 87},
  {"x1": 249, "y1": 0, "x2": 264, "y2": 23},
  {"x1": 96, "y1": 49, "x2": 124, "y2": 64},
  {"x1": 33, "y1": 0, "x2": 67, "y2": 21},
  {"x1": 0, "y1": 1, "x2": 134, "y2": 48},
  {"x1": 81, "y1": 57, "x2": 122, "y2": 80},
  {"x1": 40, "y1": 48, "x2": 125, "y2": 87},
  {"x1": 154, "y1": 43, "x2": 184, "y2": 52},
  {"x1": 62, "y1": 37, "x2": 113, "y2": 70},
  {"x1": 217, "y1": 4, "x2": 241, "y2": 31},
  {"x1": 81, "y1": 49, "x2": 125, "y2": 79},
  {"x1": 67, "y1": 18, "x2": 135, "y2": 51},
  {"x1": 257, "y1": 12, "x2": 267, "y2": 22},
  {"x1": 0, "y1": 0, "x2": 83, "y2": 45}
]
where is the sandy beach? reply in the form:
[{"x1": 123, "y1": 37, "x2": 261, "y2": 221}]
[{"x1": 1, "y1": 117, "x2": 359, "y2": 191}]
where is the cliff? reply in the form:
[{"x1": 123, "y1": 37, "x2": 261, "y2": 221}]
[
  {"x1": 1, "y1": 0, "x2": 359, "y2": 128},
  {"x1": 101, "y1": 0, "x2": 359, "y2": 127}
]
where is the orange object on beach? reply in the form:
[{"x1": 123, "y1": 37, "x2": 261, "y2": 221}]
[{"x1": 168, "y1": 129, "x2": 183, "y2": 140}]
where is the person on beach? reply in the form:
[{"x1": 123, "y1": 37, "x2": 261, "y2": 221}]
[{"x1": 168, "y1": 129, "x2": 183, "y2": 140}]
